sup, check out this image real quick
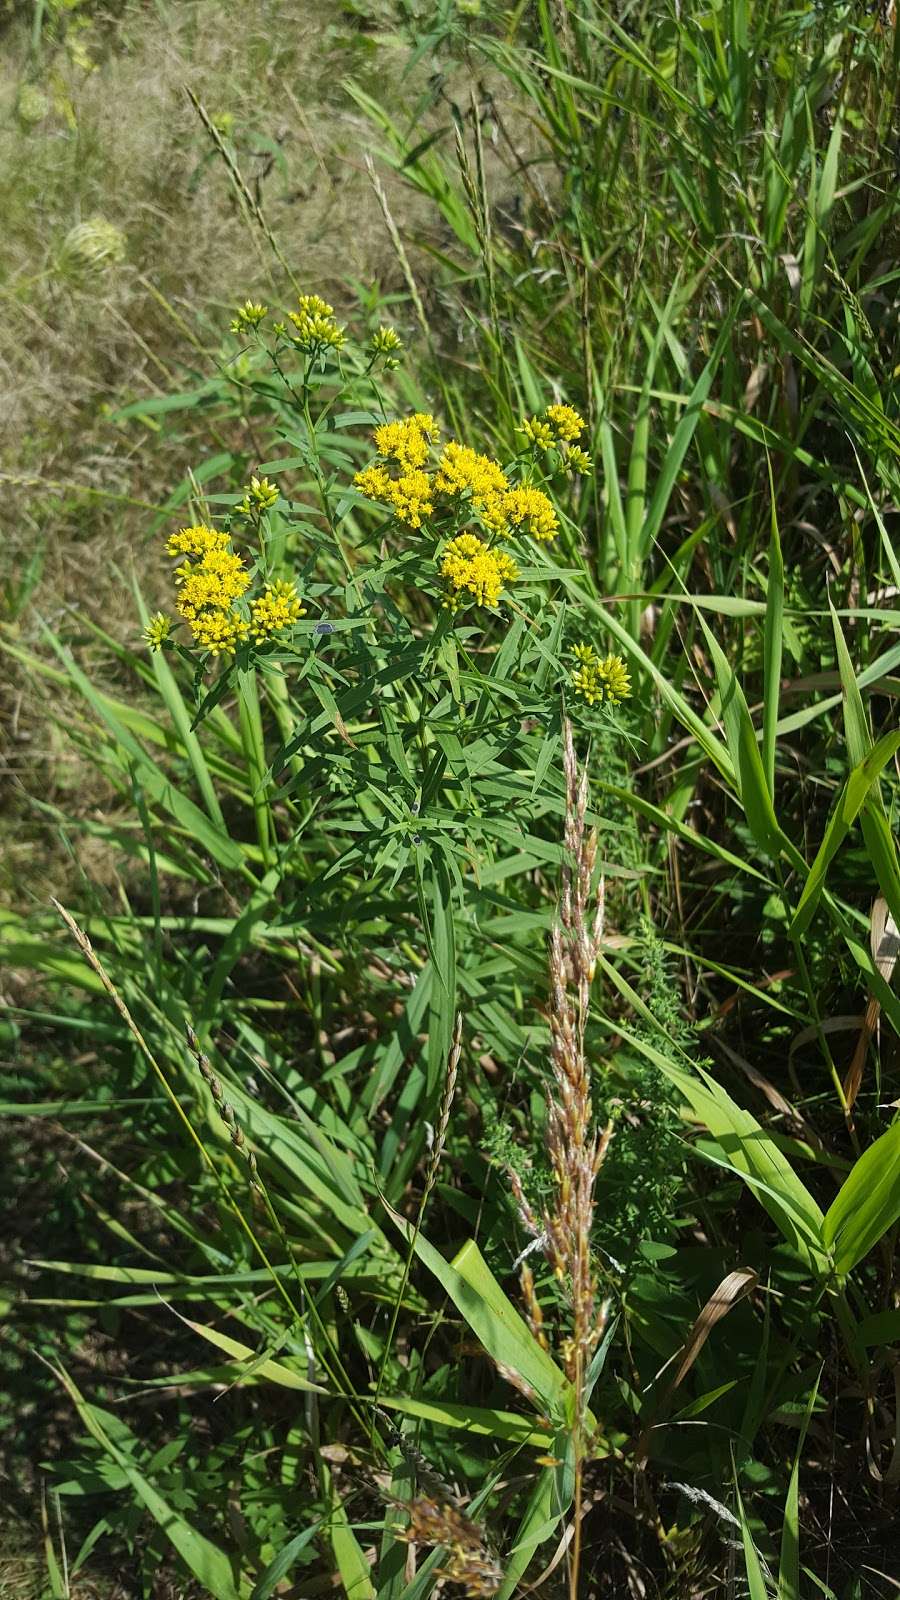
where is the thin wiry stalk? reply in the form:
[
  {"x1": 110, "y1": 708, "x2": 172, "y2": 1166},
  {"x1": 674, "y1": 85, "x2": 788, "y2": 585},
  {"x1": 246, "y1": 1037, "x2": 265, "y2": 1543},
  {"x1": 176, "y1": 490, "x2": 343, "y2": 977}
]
[
  {"x1": 372, "y1": 1013, "x2": 463, "y2": 1443},
  {"x1": 510, "y1": 721, "x2": 613, "y2": 1599}
]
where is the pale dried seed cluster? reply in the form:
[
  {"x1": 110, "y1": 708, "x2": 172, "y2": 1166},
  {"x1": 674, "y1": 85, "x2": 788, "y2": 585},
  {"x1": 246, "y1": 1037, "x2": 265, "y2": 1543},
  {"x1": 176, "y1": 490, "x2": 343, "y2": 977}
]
[
  {"x1": 511, "y1": 720, "x2": 612, "y2": 1383},
  {"x1": 393, "y1": 1495, "x2": 503, "y2": 1598},
  {"x1": 423, "y1": 1013, "x2": 463, "y2": 1202}
]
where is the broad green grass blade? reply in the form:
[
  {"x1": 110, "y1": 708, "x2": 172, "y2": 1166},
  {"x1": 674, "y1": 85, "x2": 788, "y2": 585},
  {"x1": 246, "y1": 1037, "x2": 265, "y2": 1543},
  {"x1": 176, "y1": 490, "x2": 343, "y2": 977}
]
[
  {"x1": 327, "y1": 1471, "x2": 375, "y2": 1600},
  {"x1": 250, "y1": 1525, "x2": 321, "y2": 1600},
  {"x1": 823, "y1": 1121, "x2": 900, "y2": 1276},
  {"x1": 607, "y1": 1017, "x2": 828, "y2": 1275},
  {"x1": 182, "y1": 1317, "x2": 326, "y2": 1393},
  {"x1": 382, "y1": 1202, "x2": 570, "y2": 1421},
  {"x1": 555, "y1": 574, "x2": 735, "y2": 783},
  {"x1": 695, "y1": 610, "x2": 802, "y2": 867},
  {"x1": 832, "y1": 606, "x2": 900, "y2": 931},
  {"x1": 42, "y1": 626, "x2": 248, "y2": 875},
  {"x1": 133, "y1": 577, "x2": 226, "y2": 827},
  {"x1": 494, "y1": 1461, "x2": 562, "y2": 1600}
]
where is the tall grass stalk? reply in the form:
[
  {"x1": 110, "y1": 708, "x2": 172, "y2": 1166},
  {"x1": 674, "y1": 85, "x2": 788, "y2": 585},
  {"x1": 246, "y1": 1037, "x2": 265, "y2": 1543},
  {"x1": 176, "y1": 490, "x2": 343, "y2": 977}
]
[{"x1": 512, "y1": 721, "x2": 613, "y2": 1600}]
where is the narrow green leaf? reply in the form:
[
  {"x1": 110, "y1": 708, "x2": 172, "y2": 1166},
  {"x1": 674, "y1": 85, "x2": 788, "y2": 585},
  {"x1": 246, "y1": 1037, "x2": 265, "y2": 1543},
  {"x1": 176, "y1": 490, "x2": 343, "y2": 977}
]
[
  {"x1": 779, "y1": 1374, "x2": 820, "y2": 1600},
  {"x1": 735, "y1": 1480, "x2": 769, "y2": 1600},
  {"x1": 382, "y1": 1204, "x2": 570, "y2": 1420},
  {"x1": 762, "y1": 467, "x2": 784, "y2": 800},
  {"x1": 250, "y1": 1526, "x2": 320, "y2": 1600},
  {"x1": 494, "y1": 1463, "x2": 561, "y2": 1600},
  {"x1": 50, "y1": 1362, "x2": 247, "y2": 1599},
  {"x1": 791, "y1": 730, "x2": 900, "y2": 936}
]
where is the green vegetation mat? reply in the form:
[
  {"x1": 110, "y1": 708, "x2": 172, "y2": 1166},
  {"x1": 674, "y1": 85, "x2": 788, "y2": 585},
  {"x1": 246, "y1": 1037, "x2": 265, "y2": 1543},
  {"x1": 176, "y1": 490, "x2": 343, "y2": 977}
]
[{"x1": 2, "y1": 2, "x2": 900, "y2": 1596}]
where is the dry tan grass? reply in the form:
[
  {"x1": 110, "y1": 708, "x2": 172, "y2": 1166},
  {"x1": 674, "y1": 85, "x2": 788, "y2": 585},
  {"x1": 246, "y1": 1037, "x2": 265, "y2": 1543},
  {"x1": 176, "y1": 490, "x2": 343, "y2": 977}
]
[{"x1": 0, "y1": 0, "x2": 435, "y2": 623}]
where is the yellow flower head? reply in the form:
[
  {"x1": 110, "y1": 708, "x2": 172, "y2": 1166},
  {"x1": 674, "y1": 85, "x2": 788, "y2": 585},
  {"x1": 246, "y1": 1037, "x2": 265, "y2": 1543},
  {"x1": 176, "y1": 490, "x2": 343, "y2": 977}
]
[
  {"x1": 190, "y1": 610, "x2": 250, "y2": 657},
  {"x1": 143, "y1": 613, "x2": 172, "y2": 652},
  {"x1": 387, "y1": 469, "x2": 434, "y2": 528},
  {"x1": 166, "y1": 526, "x2": 251, "y2": 654},
  {"x1": 371, "y1": 325, "x2": 403, "y2": 357},
  {"x1": 434, "y1": 442, "x2": 510, "y2": 534},
  {"x1": 545, "y1": 404, "x2": 586, "y2": 442},
  {"x1": 250, "y1": 579, "x2": 306, "y2": 642},
  {"x1": 519, "y1": 416, "x2": 555, "y2": 450},
  {"x1": 355, "y1": 463, "x2": 393, "y2": 501},
  {"x1": 166, "y1": 524, "x2": 231, "y2": 558},
  {"x1": 571, "y1": 643, "x2": 632, "y2": 706},
  {"x1": 236, "y1": 475, "x2": 279, "y2": 516},
  {"x1": 504, "y1": 484, "x2": 559, "y2": 542},
  {"x1": 440, "y1": 533, "x2": 518, "y2": 610},
  {"x1": 230, "y1": 299, "x2": 268, "y2": 335},
  {"x1": 174, "y1": 545, "x2": 250, "y2": 619},
  {"x1": 356, "y1": 417, "x2": 439, "y2": 526},
  {"x1": 564, "y1": 445, "x2": 592, "y2": 475},
  {"x1": 288, "y1": 293, "x2": 345, "y2": 352},
  {"x1": 373, "y1": 414, "x2": 438, "y2": 469},
  {"x1": 354, "y1": 463, "x2": 434, "y2": 528}
]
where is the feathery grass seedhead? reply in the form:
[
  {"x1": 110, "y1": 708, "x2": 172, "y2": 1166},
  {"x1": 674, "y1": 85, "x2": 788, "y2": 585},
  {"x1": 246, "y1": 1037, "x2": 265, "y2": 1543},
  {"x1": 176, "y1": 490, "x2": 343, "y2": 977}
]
[
  {"x1": 515, "y1": 720, "x2": 612, "y2": 1381},
  {"x1": 512, "y1": 720, "x2": 614, "y2": 1599},
  {"x1": 423, "y1": 1011, "x2": 463, "y2": 1202}
]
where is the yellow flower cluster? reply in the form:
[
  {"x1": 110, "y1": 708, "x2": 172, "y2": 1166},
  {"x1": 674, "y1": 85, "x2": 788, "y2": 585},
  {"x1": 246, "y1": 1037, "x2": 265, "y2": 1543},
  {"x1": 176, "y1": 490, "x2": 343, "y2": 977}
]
[
  {"x1": 144, "y1": 612, "x2": 171, "y2": 652},
  {"x1": 545, "y1": 404, "x2": 585, "y2": 442},
  {"x1": 173, "y1": 549, "x2": 248, "y2": 617},
  {"x1": 571, "y1": 643, "x2": 632, "y2": 706},
  {"x1": 288, "y1": 293, "x2": 345, "y2": 352},
  {"x1": 166, "y1": 524, "x2": 230, "y2": 557},
  {"x1": 356, "y1": 463, "x2": 434, "y2": 528},
  {"x1": 370, "y1": 325, "x2": 403, "y2": 360},
  {"x1": 250, "y1": 579, "x2": 306, "y2": 642},
  {"x1": 237, "y1": 475, "x2": 279, "y2": 516},
  {"x1": 440, "y1": 533, "x2": 518, "y2": 610},
  {"x1": 520, "y1": 405, "x2": 591, "y2": 471},
  {"x1": 520, "y1": 416, "x2": 555, "y2": 449},
  {"x1": 434, "y1": 442, "x2": 510, "y2": 534},
  {"x1": 565, "y1": 445, "x2": 592, "y2": 475},
  {"x1": 230, "y1": 299, "x2": 267, "y2": 336},
  {"x1": 158, "y1": 523, "x2": 305, "y2": 657},
  {"x1": 504, "y1": 484, "x2": 559, "y2": 542},
  {"x1": 373, "y1": 413, "x2": 438, "y2": 468},
  {"x1": 354, "y1": 413, "x2": 562, "y2": 552},
  {"x1": 355, "y1": 414, "x2": 439, "y2": 527},
  {"x1": 167, "y1": 524, "x2": 250, "y2": 656},
  {"x1": 191, "y1": 609, "x2": 250, "y2": 655}
]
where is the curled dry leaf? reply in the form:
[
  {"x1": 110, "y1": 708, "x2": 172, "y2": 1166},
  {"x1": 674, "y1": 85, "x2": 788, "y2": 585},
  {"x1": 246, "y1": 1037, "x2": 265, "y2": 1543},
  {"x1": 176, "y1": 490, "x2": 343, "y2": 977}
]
[{"x1": 669, "y1": 1267, "x2": 758, "y2": 1390}]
